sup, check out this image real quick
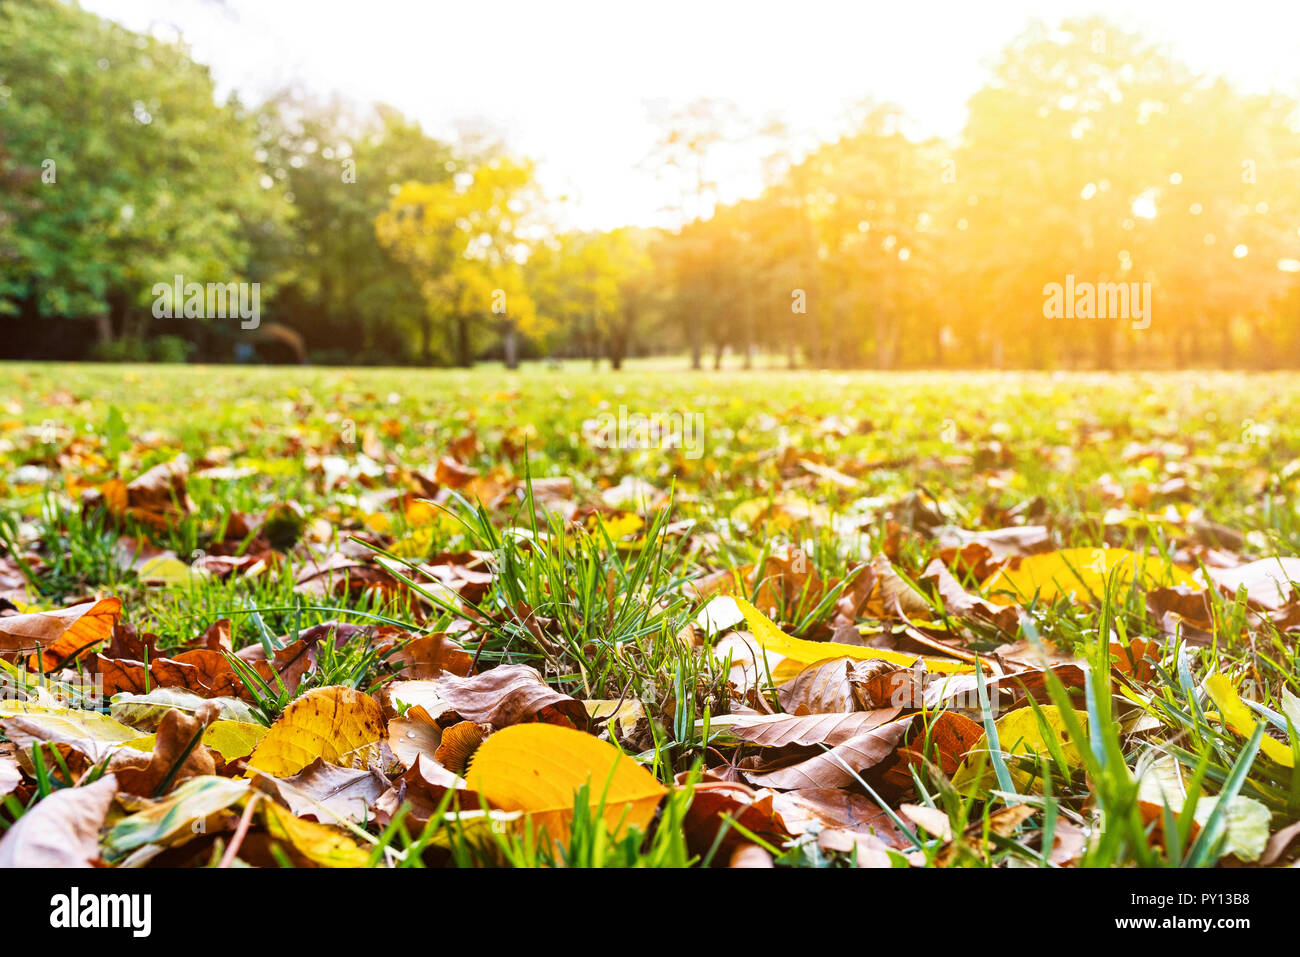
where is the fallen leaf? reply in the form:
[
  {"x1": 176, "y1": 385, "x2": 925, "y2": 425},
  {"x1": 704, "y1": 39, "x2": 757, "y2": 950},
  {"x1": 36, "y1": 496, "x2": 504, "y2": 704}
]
[
  {"x1": 465, "y1": 723, "x2": 666, "y2": 844},
  {"x1": 0, "y1": 774, "x2": 117, "y2": 867},
  {"x1": 984, "y1": 548, "x2": 1196, "y2": 606},
  {"x1": 0, "y1": 597, "x2": 121, "y2": 670},
  {"x1": 257, "y1": 757, "x2": 390, "y2": 826},
  {"x1": 247, "y1": 686, "x2": 386, "y2": 777},
  {"x1": 261, "y1": 799, "x2": 370, "y2": 867},
  {"x1": 429, "y1": 664, "x2": 588, "y2": 729},
  {"x1": 743, "y1": 716, "x2": 912, "y2": 789}
]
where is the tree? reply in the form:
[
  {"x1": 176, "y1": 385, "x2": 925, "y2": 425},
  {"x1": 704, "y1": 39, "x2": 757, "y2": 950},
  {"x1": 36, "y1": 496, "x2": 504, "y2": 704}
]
[
  {"x1": 0, "y1": 0, "x2": 287, "y2": 349},
  {"x1": 375, "y1": 156, "x2": 539, "y2": 366},
  {"x1": 251, "y1": 92, "x2": 454, "y2": 363}
]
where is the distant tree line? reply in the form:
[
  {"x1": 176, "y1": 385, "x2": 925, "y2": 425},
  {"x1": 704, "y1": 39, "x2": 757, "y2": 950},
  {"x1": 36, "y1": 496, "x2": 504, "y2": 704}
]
[{"x1": 2, "y1": 2, "x2": 1299, "y2": 368}]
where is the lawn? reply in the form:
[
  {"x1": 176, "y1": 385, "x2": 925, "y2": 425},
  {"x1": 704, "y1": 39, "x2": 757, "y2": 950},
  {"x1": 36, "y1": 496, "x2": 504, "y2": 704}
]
[{"x1": 2, "y1": 362, "x2": 1300, "y2": 868}]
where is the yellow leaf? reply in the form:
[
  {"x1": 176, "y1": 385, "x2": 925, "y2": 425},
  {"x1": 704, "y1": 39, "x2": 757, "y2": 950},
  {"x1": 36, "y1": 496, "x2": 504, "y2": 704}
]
[
  {"x1": 136, "y1": 555, "x2": 205, "y2": 586},
  {"x1": 983, "y1": 548, "x2": 1197, "y2": 606},
  {"x1": 246, "y1": 687, "x2": 385, "y2": 777},
  {"x1": 129, "y1": 720, "x2": 268, "y2": 761},
  {"x1": 1204, "y1": 673, "x2": 1294, "y2": 767},
  {"x1": 994, "y1": 705, "x2": 1087, "y2": 765},
  {"x1": 262, "y1": 800, "x2": 370, "y2": 867},
  {"x1": 952, "y1": 705, "x2": 1088, "y2": 792},
  {"x1": 0, "y1": 702, "x2": 146, "y2": 765},
  {"x1": 465, "y1": 724, "x2": 666, "y2": 845},
  {"x1": 733, "y1": 597, "x2": 969, "y2": 676},
  {"x1": 590, "y1": 512, "x2": 643, "y2": 541}
]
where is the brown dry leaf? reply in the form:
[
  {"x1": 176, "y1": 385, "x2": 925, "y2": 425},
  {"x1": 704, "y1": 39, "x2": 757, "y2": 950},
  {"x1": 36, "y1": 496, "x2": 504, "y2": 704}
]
[
  {"x1": 921, "y1": 558, "x2": 1021, "y2": 633},
  {"x1": 769, "y1": 788, "x2": 908, "y2": 848},
  {"x1": 888, "y1": 709, "x2": 985, "y2": 785},
  {"x1": 434, "y1": 456, "x2": 478, "y2": 489},
  {"x1": 434, "y1": 720, "x2": 487, "y2": 774},
  {"x1": 677, "y1": 777, "x2": 788, "y2": 859},
  {"x1": 726, "y1": 709, "x2": 902, "y2": 749},
  {"x1": 865, "y1": 554, "x2": 933, "y2": 620},
  {"x1": 778, "y1": 658, "x2": 857, "y2": 714},
  {"x1": 1202, "y1": 557, "x2": 1300, "y2": 611},
  {"x1": 849, "y1": 660, "x2": 921, "y2": 710},
  {"x1": 152, "y1": 649, "x2": 245, "y2": 698},
  {"x1": 115, "y1": 703, "x2": 220, "y2": 796},
  {"x1": 378, "y1": 630, "x2": 474, "y2": 680},
  {"x1": 743, "y1": 716, "x2": 912, "y2": 789},
  {"x1": 257, "y1": 757, "x2": 391, "y2": 826},
  {"x1": 102, "y1": 621, "x2": 161, "y2": 662},
  {"x1": 0, "y1": 597, "x2": 120, "y2": 666},
  {"x1": 729, "y1": 843, "x2": 775, "y2": 867},
  {"x1": 97, "y1": 648, "x2": 247, "y2": 699},
  {"x1": 1147, "y1": 586, "x2": 1215, "y2": 643},
  {"x1": 374, "y1": 755, "x2": 471, "y2": 828},
  {"x1": 0, "y1": 774, "x2": 117, "y2": 867},
  {"x1": 111, "y1": 457, "x2": 195, "y2": 529},
  {"x1": 928, "y1": 803, "x2": 1037, "y2": 867},
  {"x1": 430, "y1": 664, "x2": 588, "y2": 729}
]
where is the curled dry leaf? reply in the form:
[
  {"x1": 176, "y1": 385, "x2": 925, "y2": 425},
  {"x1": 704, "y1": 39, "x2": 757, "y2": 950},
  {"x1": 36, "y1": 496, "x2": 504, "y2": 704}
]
[
  {"x1": 921, "y1": 558, "x2": 1021, "y2": 633},
  {"x1": 849, "y1": 660, "x2": 921, "y2": 711},
  {"x1": 374, "y1": 755, "x2": 470, "y2": 828},
  {"x1": 778, "y1": 658, "x2": 857, "y2": 714},
  {"x1": 96, "y1": 648, "x2": 247, "y2": 700},
  {"x1": 388, "y1": 706, "x2": 445, "y2": 769},
  {"x1": 110, "y1": 688, "x2": 259, "y2": 731},
  {"x1": 114, "y1": 702, "x2": 220, "y2": 796},
  {"x1": 434, "y1": 720, "x2": 487, "y2": 774},
  {"x1": 722, "y1": 708, "x2": 902, "y2": 749},
  {"x1": 743, "y1": 716, "x2": 912, "y2": 790},
  {"x1": 678, "y1": 777, "x2": 788, "y2": 859},
  {"x1": 103, "y1": 775, "x2": 249, "y2": 862},
  {"x1": 0, "y1": 773, "x2": 117, "y2": 867},
  {"x1": 430, "y1": 664, "x2": 588, "y2": 730},
  {"x1": 0, "y1": 597, "x2": 120, "y2": 669},
  {"x1": 257, "y1": 757, "x2": 391, "y2": 826}
]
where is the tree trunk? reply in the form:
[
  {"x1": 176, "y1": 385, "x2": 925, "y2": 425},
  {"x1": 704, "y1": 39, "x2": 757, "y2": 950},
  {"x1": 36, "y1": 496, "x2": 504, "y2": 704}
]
[
  {"x1": 453, "y1": 316, "x2": 472, "y2": 367},
  {"x1": 502, "y1": 319, "x2": 519, "y2": 370},
  {"x1": 421, "y1": 315, "x2": 434, "y2": 364}
]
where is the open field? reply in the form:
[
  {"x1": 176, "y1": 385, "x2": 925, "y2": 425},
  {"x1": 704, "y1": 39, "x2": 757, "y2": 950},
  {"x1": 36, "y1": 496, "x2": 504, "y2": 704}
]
[{"x1": 3, "y1": 363, "x2": 1300, "y2": 868}]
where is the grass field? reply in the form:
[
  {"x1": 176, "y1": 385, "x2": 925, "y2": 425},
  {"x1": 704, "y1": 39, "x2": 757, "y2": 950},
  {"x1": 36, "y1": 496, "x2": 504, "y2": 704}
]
[{"x1": 3, "y1": 362, "x2": 1300, "y2": 867}]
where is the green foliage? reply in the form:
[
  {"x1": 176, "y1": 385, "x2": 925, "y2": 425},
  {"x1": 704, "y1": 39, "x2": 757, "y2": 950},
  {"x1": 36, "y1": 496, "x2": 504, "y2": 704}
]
[{"x1": 0, "y1": 0, "x2": 287, "y2": 335}]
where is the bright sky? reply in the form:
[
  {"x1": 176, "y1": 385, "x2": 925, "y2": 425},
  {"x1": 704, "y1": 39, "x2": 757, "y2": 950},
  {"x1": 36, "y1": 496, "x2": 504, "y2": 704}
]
[{"x1": 84, "y1": 0, "x2": 1300, "y2": 231}]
